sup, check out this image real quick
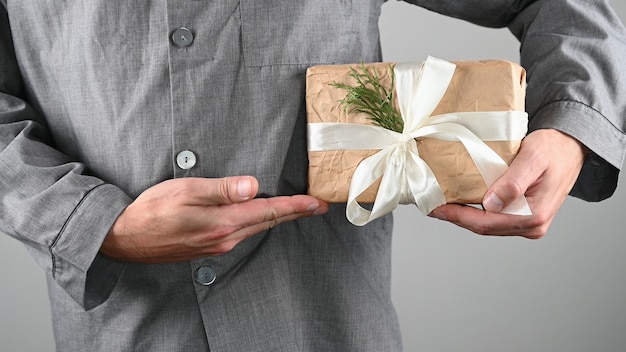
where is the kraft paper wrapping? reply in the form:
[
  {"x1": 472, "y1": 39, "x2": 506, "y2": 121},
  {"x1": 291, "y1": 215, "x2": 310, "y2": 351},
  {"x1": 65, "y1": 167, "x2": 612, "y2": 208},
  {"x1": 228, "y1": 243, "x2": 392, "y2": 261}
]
[{"x1": 306, "y1": 60, "x2": 527, "y2": 204}]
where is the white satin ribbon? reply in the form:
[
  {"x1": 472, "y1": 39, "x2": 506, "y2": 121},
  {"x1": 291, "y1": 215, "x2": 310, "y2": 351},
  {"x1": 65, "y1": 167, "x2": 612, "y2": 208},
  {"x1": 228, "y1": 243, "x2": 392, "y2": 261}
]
[{"x1": 308, "y1": 56, "x2": 532, "y2": 226}]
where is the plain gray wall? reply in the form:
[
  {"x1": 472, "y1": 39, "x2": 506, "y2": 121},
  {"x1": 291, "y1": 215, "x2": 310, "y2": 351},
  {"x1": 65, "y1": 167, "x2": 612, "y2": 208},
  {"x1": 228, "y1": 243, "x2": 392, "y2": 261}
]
[{"x1": 1, "y1": 1, "x2": 625, "y2": 351}]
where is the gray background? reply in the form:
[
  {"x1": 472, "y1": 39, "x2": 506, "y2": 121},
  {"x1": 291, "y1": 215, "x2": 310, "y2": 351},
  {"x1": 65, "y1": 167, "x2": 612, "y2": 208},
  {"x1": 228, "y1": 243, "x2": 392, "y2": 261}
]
[{"x1": 1, "y1": 1, "x2": 625, "y2": 351}]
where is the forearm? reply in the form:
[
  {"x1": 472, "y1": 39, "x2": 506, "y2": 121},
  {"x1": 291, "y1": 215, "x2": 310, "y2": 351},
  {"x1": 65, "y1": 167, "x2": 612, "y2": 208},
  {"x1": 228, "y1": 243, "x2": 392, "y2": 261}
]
[
  {"x1": 0, "y1": 6, "x2": 131, "y2": 310},
  {"x1": 508, "y1": 0, "x2": 626, "y2": 200},
  {"x1": 0, "y1": 107, "x2": 132, "y2": 309},
  {"x1": 405, "y1": 0, "x2": 626, "y2": 200}
]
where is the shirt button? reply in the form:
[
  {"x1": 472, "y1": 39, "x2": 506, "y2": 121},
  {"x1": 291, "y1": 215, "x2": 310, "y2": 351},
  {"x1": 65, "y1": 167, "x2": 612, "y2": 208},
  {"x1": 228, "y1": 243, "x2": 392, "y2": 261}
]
[
  {"x1": 194, "y1": 266, "x2": 217, "y2": 286},
  {"x1": 176, "y1": 150, "x2": 197, "y2": 170},
  {"x1": 172, "y1": 27, "x2": 194, "y2": 47}
]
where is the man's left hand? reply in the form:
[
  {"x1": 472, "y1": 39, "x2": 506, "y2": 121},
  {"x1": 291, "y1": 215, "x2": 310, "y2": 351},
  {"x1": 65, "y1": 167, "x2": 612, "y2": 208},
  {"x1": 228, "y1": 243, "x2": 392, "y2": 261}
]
[{"x1": 429, "y1": 129, "x2": 587, "y2": 239}]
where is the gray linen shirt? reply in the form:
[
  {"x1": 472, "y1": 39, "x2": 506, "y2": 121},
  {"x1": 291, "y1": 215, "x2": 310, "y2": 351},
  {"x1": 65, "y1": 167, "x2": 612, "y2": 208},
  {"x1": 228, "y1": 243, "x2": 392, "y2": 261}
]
[{"x1": 1, "y1": 0, "x2": 625, "y2": 351}]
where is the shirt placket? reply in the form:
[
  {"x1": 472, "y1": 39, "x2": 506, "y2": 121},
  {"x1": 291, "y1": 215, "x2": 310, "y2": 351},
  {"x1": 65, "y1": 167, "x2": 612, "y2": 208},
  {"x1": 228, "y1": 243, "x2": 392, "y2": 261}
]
[
  {"x1": 166, "y1": 1, "x2": 219, "y2": 179},
  {"x1": 165, "y1": 1, "x2": 242, "y2": 349}
]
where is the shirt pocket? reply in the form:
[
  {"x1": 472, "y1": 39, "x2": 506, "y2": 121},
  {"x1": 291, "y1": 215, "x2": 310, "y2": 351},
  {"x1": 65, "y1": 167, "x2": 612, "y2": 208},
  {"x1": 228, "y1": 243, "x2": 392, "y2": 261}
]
[{"x1": 240, "y1": 0, "x2": 355, "y2": 66}]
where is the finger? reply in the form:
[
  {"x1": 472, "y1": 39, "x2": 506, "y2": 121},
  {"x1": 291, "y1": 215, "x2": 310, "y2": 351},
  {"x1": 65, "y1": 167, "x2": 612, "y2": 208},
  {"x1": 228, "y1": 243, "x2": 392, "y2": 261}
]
[
  {"x1": 220, "y1": 209, "x2": 324, "y2": 250},
  {"x1": 198, "y1": 197, "x2": 329, "y2": 255},
  {"x1": 430, "y1": 204, "x2": 547, "y2": 239},
  {"x1": 483, "y1": 143, "x2": 545, "y2": 213},
  {"x1": 200, "y1": 195, "x2": 328, "y2": 237},
  {"x1": 225, "y1": 195, "x2": 328, "y2": 227}
]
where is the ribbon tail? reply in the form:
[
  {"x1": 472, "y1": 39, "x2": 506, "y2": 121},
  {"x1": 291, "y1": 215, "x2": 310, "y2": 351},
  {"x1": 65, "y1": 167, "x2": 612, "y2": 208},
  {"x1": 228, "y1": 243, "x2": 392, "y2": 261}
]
[
  {"x1": 346, "y1": 147, "x2": 394, "y2": 226},
  {"x1": 367, "y1": 159, "x2": 404, "y2": 223},
  {"x1": 405, "y1": 147, "x2": 446, "y2": 215},
  {"x1": 501, "y1": 196, "x2": 532, "y2": 216},
  {"x1": 453, "y1": 131, "x2": 532, "y2": 215},
  {"x1": 416, "y1": 123, "x2": 532, "y2": 216}
]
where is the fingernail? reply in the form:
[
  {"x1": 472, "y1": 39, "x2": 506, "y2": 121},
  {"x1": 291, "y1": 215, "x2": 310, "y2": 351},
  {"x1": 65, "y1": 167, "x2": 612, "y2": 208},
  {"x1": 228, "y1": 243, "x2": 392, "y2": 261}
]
[
  {"x1": 483, "y1": 192, "x2": 504, "y2": 212},
  {"x1": 308, "y1": 202, "x2": 327, "y2": 216},
  {"x1": 429, "y1": 211, "x2": 447, "y2": 221},
  {"x1": 306, "y1": 202, "x2": 320, "y2": 212},
  {"x1": 238, "y1": 178, "x2": 252, "y2": 200},
  {"x1": 313, "y1": 206, "x2": 327, "y2": 216}
]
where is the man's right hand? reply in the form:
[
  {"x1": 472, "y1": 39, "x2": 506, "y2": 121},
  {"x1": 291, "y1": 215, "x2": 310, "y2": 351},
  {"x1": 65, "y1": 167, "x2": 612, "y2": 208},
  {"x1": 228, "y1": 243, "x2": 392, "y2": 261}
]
[{"x1": 100, "y1": 176, "x2": 328, "y2": 264}]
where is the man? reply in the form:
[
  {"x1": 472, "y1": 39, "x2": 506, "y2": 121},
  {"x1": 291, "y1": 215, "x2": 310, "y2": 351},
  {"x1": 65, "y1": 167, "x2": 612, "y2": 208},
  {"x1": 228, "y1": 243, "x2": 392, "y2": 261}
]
[{"x1": 1, "y1": 0, "x2": 624, "y2": 351}]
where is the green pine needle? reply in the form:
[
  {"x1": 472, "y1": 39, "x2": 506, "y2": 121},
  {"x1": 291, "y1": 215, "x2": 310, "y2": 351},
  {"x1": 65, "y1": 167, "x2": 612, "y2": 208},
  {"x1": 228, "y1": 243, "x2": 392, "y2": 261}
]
[{"x1": 330, "y1": 63, "x2": 404, "y2": 133}]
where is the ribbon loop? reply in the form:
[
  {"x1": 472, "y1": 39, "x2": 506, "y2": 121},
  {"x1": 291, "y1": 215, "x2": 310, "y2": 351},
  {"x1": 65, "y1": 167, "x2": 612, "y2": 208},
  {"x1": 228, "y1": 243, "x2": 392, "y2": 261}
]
[{"x1": 395, "y1": 59, "x2": 456, "y2": 133}]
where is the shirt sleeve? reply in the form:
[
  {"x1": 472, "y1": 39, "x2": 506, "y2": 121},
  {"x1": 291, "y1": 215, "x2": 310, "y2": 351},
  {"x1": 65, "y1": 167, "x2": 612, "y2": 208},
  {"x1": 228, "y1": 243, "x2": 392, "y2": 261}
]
[
  {"x1": 405, "y1": 0, "x2": 626, "y2": 201},
  {"x1": 0, "y1": 6, "x2": 131, "y2": 310}
]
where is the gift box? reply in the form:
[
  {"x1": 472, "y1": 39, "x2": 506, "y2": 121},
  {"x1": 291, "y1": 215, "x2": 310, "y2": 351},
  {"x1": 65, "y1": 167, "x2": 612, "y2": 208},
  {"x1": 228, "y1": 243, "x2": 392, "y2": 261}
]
[{"x1": 305, "y1": 57, "x2": 530, "y2": 225}]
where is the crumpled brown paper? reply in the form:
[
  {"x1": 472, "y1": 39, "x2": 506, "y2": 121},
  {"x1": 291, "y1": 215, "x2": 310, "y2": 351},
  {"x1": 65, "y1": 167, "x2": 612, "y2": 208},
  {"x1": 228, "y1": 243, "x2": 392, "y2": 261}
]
[{"x1": 306, "y1": 60, "x2": 527, "y2": 204}]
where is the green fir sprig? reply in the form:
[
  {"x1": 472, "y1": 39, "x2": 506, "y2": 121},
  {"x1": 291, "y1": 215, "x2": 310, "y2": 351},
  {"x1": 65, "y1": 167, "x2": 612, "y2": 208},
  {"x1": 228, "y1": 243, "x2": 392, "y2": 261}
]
[{"x1": 330, "y1": 64, "x2": 404, "y2": 133}]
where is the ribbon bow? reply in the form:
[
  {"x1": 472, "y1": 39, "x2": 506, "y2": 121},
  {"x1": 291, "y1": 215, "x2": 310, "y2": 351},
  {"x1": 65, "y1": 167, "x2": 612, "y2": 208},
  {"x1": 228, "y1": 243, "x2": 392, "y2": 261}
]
[{"x1": 308, "y1": 56, "x2": 531, "y2": 226}]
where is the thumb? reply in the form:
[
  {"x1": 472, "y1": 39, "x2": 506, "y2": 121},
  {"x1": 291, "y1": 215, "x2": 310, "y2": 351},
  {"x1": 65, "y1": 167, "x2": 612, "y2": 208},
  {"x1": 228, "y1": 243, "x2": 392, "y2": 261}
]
[
  {"x1": 207, "y1": 176, "x2": 259, "y2": 205},
  {"x1": 482, "y1": 147, "x2": 543, "y2": 213}
]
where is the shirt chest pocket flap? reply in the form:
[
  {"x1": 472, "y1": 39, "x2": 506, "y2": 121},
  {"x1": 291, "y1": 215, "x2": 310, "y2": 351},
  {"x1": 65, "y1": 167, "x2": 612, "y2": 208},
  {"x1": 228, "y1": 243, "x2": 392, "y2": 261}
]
[{"x1": 240, "y1": 0, "x2": 355, "y2": 66}]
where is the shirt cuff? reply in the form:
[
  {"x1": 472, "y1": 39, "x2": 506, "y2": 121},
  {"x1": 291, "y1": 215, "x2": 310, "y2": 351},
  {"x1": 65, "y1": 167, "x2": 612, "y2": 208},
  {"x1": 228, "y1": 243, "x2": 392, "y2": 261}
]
[
  {"x1": 529, "y1": 99, "x2": 623, "y2": 201},
  {"x1": 50, "y1": 183, "x2": 132, "y2": 310}
]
